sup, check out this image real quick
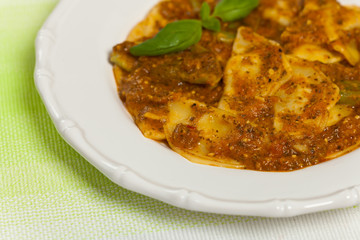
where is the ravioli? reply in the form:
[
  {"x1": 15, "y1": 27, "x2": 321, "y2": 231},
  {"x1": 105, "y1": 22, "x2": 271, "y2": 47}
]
[
  {"x1": 111, "y1": 0, "x2": 360, "y2": 171},
  {"x1": 111, "y1": 0, "x2": 228, "y2": 140},
  {"x1": 165, "y1": 99, "x2": 248, "y2": 169},
  {"x1": 243, "y1": 0, "x2": 304, "y2": 41},
  {"x1": 218, "y1": 27, "x2": 292, "y2": 115},
  {"x1": 273, "y1": 56, "x2": 340, "y2": 135},
  {"x1": 281, "y1": 0, "x2": 360, "y2": 65}
]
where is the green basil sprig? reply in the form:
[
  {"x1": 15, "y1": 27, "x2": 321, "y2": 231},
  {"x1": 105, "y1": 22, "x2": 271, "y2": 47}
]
[
  {"x1": 213, "y1": 0, "x2": 259, "y2": 22},
  {"x1": 130, "y1": 20, "x2": 202, "y2": 56},
  {"x1": 130, "y1": 0, "x2": 259, "y2": 56},
  {"x1": 200, "y1": 2, "x2": 221, "y2": 32}
]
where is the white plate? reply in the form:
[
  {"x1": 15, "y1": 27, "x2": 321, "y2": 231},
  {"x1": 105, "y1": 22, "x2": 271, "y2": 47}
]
[{"x1": 34, "y1": 0, "x2": 360, "y2": 217}]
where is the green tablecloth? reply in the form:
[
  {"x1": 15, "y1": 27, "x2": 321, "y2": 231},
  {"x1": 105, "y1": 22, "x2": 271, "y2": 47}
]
[{"x1": 1, "y1": 0, "x2": 360, "y2": 239}]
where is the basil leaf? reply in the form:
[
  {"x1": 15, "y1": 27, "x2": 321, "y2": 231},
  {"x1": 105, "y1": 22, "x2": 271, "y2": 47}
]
[
  {"x1": 202, "y1": 18, "x2": 221, "y2": 32},
  {"x1": 200, "y1": 2, "x2": 221, "y2": 32},
  {"x1": 130, "y1": 20, "x2": 202, "y2": 56},
  {"x1": 213, "y1": 0, "x2": 259, "y2": 22},
  {"x1": 200, "y1": 2, "x2": 211, "y2": 20}
]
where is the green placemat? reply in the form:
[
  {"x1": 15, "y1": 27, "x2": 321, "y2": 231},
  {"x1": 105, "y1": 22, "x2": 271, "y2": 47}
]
[{"x1": 1, "y1": 1, "x2": 360, "y2": 239}]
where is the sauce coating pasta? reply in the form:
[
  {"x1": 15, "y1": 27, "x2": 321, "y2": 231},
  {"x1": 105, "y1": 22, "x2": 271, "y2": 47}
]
[{"x1": 111, "y1": 0, "x2": 360, "y2": 171}]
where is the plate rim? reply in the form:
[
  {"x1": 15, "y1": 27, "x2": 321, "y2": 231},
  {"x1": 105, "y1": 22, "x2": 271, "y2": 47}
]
[{"x1": 34, "y1": 0, "x2": 360, "y2": 217}]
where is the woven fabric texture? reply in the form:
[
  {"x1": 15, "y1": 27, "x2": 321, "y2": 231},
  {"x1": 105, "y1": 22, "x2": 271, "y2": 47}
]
[{"x1": 1, "y1": 0, "x2": 360, "y2": 239}]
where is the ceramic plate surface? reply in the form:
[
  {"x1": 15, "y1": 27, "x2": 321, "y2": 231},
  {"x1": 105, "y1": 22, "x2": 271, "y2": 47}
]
[{"x1": 35, "y1": 0, "x2": 360, "y2": 217}]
